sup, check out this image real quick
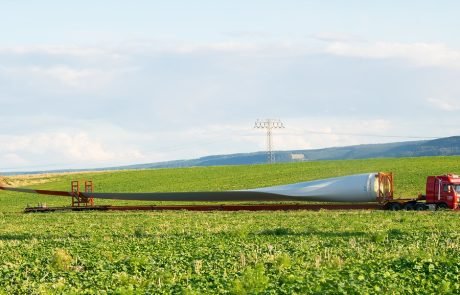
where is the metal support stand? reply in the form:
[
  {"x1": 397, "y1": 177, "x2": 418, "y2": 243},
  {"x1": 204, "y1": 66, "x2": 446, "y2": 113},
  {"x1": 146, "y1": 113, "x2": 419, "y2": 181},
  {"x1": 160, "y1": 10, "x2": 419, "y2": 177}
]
[
  {"x1": 71, "y1": 180, "x2": 79, "y2": 207},
  {"x1": 71, "y1": 180, "x2": 94, "y2": 207},
  {"x1": 84, "y1": 181, "x2": 94, "y2": 206}
]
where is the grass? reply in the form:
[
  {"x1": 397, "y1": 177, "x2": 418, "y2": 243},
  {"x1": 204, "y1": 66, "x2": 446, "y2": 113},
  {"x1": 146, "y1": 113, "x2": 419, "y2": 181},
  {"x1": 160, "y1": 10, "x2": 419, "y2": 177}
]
[
  {"x1": 2, "y1": 155, "x2": 460, "y2": 212},
  {"x1": 1, "y1": 156, "x2": 460, "y2": 293}
]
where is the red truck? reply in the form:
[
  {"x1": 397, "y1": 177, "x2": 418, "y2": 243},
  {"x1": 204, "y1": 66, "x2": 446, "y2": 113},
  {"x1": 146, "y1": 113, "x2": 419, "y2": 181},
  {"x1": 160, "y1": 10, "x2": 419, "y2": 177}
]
[{"x1": 385, "y1": 174, "x2": 460, "y2": 211}]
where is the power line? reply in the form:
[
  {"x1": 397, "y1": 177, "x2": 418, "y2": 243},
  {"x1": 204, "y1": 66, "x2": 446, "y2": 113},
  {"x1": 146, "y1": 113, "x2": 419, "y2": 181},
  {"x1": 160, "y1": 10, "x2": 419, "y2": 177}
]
[
  {"x1": 254, "y1": 119, "x2": 285, "y2": 164},
  {"x1": 283, "y1": 129, "x2": 439, "y2": 139},
  {"x1": 0, "y1": 127, "x2": 446, "y2": 172}
]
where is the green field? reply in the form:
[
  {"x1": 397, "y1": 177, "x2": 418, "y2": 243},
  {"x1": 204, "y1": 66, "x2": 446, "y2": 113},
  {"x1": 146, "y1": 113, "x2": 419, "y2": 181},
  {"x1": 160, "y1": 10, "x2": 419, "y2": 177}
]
[{"x1": 1, "y1": 156, "x2": 460, "y2": 294}]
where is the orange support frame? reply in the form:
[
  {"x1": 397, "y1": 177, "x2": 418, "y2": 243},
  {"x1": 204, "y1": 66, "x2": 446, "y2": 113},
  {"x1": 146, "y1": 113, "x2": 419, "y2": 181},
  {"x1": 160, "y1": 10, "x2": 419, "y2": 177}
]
[
  {"x1": 376, "y1": 172, "x2": 394, "y2": 204},
  {"x1": 71, "y1": 180, "x2": 79, "y2": 207},
  {"x1": 84, "y1": 181, "x2": 94, "y2": 206},
  {"x1": 71, "y1": 180, "x2": 94, "y2": 207}
]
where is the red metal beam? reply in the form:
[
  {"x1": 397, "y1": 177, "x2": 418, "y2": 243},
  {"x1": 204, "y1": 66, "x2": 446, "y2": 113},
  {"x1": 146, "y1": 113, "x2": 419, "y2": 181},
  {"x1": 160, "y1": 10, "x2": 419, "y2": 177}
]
[
  {"x1": 106, "y1": 204, "x2": 383, "y2": 211},
  {"x1": 24, "y1": 203, "x2": 383, "y2": 213}
]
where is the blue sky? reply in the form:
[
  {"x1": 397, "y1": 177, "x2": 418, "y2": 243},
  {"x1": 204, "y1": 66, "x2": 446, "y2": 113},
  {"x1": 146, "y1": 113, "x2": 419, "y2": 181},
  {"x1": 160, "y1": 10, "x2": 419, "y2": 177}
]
[
  {"x1": 1, "y1": 1, "x2": 460, "y2": 171},
  {"x1": 3, "y1": 1, "x2": 459, "y2": 45}
]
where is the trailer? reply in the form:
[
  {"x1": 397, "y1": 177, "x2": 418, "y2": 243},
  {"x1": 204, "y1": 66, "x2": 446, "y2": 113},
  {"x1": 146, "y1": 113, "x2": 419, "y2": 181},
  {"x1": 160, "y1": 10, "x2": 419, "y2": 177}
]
[{"x1": 1, "y1": 172, "x2": 459, "y2": 212}]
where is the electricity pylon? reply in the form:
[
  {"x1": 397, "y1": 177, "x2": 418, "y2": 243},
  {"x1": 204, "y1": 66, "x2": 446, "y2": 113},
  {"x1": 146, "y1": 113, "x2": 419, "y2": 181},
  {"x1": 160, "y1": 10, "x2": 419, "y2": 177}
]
[{"x1": 254, "y1": 119, "x2": 285, "y2": 164}]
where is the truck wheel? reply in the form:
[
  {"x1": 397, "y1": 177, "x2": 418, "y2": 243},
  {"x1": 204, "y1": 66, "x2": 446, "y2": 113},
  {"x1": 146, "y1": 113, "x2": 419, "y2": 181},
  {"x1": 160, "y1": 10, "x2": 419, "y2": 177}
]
[
  {"x1": 388, "y1": 203, "x2": 402, "y2": 211},
  {"x1": 403, "y1": 203, "x2": 415, "y2": 211},
  {"x1": 415, "y1": 204, "x2": 427, "y2": 211},
  {"x1": 436, "y1": 203, "x2": 449, "y2": 211}
]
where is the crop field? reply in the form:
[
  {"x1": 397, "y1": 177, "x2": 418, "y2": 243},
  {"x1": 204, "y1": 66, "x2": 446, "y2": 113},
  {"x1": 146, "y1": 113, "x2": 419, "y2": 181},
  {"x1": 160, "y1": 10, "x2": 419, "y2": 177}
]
[{"x1": 1, "y1": 156, "x2": 460, "y2": 294}]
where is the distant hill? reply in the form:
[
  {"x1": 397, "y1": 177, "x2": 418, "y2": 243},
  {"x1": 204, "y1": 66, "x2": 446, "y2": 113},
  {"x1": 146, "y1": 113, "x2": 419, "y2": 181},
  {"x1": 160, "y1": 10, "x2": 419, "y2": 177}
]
[
  {"x1": 3, "y1": 136, "x2": 460, "y2": 175},
  {"x1": 117, "y1": 136, "x2": 460, "y2": 169}
]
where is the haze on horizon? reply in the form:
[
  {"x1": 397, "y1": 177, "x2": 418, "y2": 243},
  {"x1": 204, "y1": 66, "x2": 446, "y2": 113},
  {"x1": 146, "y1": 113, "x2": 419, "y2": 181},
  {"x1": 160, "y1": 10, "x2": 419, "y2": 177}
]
[{"x1": 1, "y1": 0, "x2": 459, "y2": 172}]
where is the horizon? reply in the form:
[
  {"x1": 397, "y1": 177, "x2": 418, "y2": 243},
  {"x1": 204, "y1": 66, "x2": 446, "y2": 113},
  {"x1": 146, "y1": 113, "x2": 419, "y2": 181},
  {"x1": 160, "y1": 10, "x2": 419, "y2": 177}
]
[{"x1": 3, "y1": 135, "x2": 455, "y2": 175}]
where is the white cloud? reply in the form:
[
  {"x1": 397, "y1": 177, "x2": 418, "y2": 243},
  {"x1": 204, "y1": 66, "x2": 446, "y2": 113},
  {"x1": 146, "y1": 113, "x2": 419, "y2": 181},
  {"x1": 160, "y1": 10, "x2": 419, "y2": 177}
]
[
  {"x1": 0, "y1": 132, "x2": 145, "y2": 170},
  {"x1": 0, "y1": 45, "x2": 138, "y2": 93},
  {"x1": 426, "y1": 98, "x2": 460, "y2": 111},
  {"x1": 0, "y1": 153, "x2": 28, "y2": 167},
  {"x1": 325, "y1": 41, "x2": 460, "y2": 68},
  {"x1": 6, "y1": 40, "x2": 459, "y2": 72},
  {"x1": 311, "y1": 32, "x2": 361, "y2": 43},
  {"x1": 119, "y1": 39, "x2": 460, "y2": 68},
  {"x1": 0, "y1": 45, "x2": 124, "y2": 61},
  {"x1": 2, "y1": 40, "x2": 460, "y2": 69},
  {"x1": 1, "y1": 65, "x2": 137, "y2": 92},
  {"x1": 27, "y1": 66, "x2": 111, "y2": 88},
  {"x1": 114, "y1": 39, "x2": 317, "y2": 57},
  {"x1": 0, "y1": 42, "x2": 271, "y2": 59}
]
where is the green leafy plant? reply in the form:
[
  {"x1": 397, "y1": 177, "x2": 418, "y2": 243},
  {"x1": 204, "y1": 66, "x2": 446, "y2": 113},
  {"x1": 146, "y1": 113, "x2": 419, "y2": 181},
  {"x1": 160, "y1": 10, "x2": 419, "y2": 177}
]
[{"x1": 1, "y1": 156, "x2": 460, "y2": 293}]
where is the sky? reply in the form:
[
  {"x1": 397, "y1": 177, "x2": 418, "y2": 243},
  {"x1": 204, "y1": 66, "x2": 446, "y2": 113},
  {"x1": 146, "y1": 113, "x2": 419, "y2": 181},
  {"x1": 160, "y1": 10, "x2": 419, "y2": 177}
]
[{"x1": 1, "y1": 0, "x2": 460, "y2": 172}]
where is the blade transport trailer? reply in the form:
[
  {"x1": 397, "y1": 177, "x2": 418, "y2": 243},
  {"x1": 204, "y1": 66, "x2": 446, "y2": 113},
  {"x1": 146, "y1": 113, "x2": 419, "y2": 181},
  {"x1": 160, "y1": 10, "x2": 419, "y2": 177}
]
[{"x1": 0, "y1": 172, "x2": 458, "y2": 212}]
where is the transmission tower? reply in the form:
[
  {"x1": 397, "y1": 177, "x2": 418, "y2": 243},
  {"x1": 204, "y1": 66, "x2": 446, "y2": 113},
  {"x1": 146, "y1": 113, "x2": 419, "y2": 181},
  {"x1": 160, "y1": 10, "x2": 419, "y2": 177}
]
[{"x1": 254, "y1": 119, "x2": 285, "y2": 164}]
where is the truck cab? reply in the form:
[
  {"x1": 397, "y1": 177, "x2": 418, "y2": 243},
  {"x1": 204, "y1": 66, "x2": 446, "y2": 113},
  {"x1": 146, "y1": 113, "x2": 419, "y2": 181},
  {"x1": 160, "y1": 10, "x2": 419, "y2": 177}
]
[{"x1": 426, "y1": 174, "x2": 460, "y2": 210}]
